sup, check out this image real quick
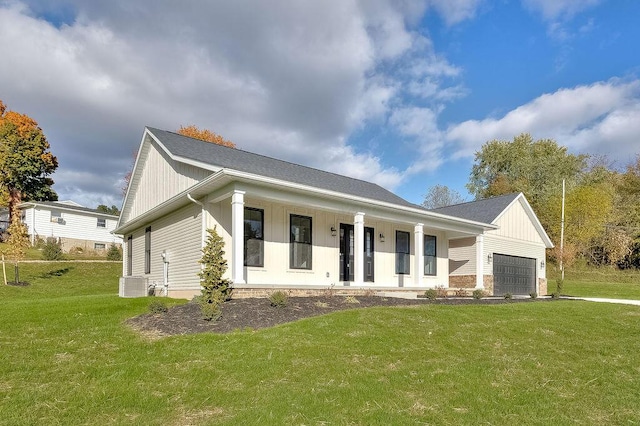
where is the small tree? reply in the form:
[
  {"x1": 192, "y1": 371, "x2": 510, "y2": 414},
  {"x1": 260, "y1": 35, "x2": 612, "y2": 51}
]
[
  {"x1": 106, "y1": 244, "x2": 123, "y2": 261},
  {"x1": 6, "y1": 203, "x2": 29, "y2": 283},
  {"x1": 41, "y1": 237, "x2": 63, "y2": 260},
  {"x1": 197, "y1": 227, "x2": 232, "y2": 320}
]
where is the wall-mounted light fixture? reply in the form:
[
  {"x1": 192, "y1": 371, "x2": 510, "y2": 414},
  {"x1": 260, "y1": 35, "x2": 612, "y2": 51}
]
[
  {"x1": 379, "y1": 233, "x2": 385, "y2": 243},
  {"x1": 330, "y1": 226, "x2": 337, "y2": 237},
  {"x1": 487, "y1": 253, "x2": 492, "y2": 263},
  {"x1": 540, "y1": 260, "x2": 545, "y2": 269}
]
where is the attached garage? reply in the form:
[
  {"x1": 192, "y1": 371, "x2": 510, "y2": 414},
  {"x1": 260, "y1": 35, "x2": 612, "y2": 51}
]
[{"x1": 493, "y1": 254, "x2": 536, "y2": 296}]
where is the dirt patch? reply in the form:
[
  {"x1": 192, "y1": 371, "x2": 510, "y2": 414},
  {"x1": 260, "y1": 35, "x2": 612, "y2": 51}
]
[{"x1": 127, "y1": 295, "x2": 551, "y2": 337}]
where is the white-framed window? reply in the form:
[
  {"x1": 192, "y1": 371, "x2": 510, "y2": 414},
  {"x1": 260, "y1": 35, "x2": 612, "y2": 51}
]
[
  {"x1": 51, "y1": 210, "x2": 63, "y2": 224},
  {"x1": 97, "y1": 218, "x2": 106, "y2": 228},
  {"x1": 94, "y1": 243, "x2": 106, "y2": 250}
]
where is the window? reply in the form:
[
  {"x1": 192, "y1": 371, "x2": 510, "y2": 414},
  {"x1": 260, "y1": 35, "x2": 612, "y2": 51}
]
[
  {"x1": 395, "y1": 231, "x2": 410, "y2": 275},
  {"x1": 94, "y1": 243, "x2": 106, "y2": 250},
  {"x1": 244, "y1": 208, "x2": 264, "y2": 267},
  {"x1": 290, "y1": 214, "x2": 312, "y2": 269},
  {"x1": 97, "y1": 218, "x2": 106, "y2": 228},
  {"x1": 127, "y1": 235, "x2": 132, "y2": 276},
  {"x1": 144, "y1": 226, "x2": 151, "y2": 274},
  {"x1": 424, "y1": 235, "x2": 437, "y2": 276},
  {"x1": 50, "y1": 210, "x2": 63, "y2": 224}
]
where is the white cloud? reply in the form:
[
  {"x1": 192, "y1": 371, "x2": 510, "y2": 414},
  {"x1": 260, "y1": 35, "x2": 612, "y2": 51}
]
[
  {"x1": 428, "y1": 0, "x2": 483, "y2": 25},
  {"x1": 522, "y1": 0, "x2": 601, "y2": 21},
  {"x1": 446, "y1": 79, "x2": 640, "y2": 162}
]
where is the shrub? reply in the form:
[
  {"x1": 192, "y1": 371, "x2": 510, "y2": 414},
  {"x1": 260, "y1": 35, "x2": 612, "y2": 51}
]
[
  {"x1": 344, "y1": 295, "x2": 360, "y2": 304},
  {"x1": 106, "y1": 244, "x2": 122, "y2": 261},
  {"x1": 436, "y1": 285, "x2": 448, "y2": 298},
  {"x1": 551, "y1": 292, "x2": 560, "y2": 299},
  {"x1": 198, "y1": 227, "x2": 232, "y2": 320},
  {"x1": 269, "y1": 290, "x2": 288, "y2": 308},
  {"x1": 454, "y1": 288, "x2": 468, "y2": 297},
  {"x1": 148, "y1": 300, "x2": 168, "y2": 314},
  {"x1": 472, "y1": 289, "x2": 485, "y2": 300},
  {"x1": 41, "y1": 237, "x2": 63, "y2": 260},
  {"x1": 530, "y1": 291, "x2": 538, "y2": 299},
  {"x1": 503, "y1": 292, "x2": 513, "y2": 300},
  {"x1": 424, "y1": 288, "x2": 438, "y2": 300}
]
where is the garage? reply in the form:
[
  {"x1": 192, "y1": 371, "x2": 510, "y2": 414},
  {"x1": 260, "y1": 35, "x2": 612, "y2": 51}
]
[{"x1": 493, "y1": 253, "x2": 536, "y2": 296}]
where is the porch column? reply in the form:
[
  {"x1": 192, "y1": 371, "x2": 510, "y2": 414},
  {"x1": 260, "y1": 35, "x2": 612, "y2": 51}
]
[
  {"x1": 231, "y1": 190, "x2": 246, "y2": 285},
  {"x1": 414, "y1": 223, "x2": 424, "y2": 286},
  {"x1": 475, "y1": 234, "x2": 484, "y2": 289},
  {"x1": 354, "y1": 212, "x2": 365, "y2": 285}
]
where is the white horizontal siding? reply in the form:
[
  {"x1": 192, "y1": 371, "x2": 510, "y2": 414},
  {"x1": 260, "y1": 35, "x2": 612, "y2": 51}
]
[
  {"x1": 484, "y1": 235, "x2": 546, "y2": 278},
  {"x1": 25, "y1": 206, "x2": 121, "y2": 244},
  {"x1": 125, "y1": 203, "x2": 202, "y2": 290},
  {"x1": 448, "y1": 237, "x2": 476, "y2": 276},
  {"x1": 125, "y1": 141, "x2": 210, "y2": 222}
]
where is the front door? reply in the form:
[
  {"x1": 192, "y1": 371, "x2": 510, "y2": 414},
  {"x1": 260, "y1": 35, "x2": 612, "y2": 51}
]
[{"x1": 340, "y1": 224, "x2": 374, "y2": 282}]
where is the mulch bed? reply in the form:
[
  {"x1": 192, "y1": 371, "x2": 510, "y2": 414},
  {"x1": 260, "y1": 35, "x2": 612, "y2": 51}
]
[{"x1": 127, "y1": 295, "x2": 552, "y2": 338}]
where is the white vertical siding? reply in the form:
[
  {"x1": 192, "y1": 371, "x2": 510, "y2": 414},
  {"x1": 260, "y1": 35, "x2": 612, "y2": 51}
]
[
  {"x1": 124, "y1": 141, "x2": 211, "y2": 222},
  {"x1": 125, "y1": 203, "x2": 202, "y2": 290},
  {"x1": 491, "y1": 199, "x2": 545, "y2": 244}
]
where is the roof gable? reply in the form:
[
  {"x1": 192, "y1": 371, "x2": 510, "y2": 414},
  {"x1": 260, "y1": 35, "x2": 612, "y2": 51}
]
[{"x1": 147, "y1": 127, "x2": 416, "y2": 208}]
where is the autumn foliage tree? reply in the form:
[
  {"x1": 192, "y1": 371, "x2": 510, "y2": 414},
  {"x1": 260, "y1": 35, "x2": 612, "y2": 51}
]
[
  {"x1": 177, "y1": 125, "x2": 236, "y2": 148},
  {"x1": 0, "y1": 100, "x2": 58, "y2": 220}
]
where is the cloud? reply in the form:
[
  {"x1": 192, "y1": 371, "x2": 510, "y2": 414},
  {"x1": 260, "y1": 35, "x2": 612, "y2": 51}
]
[
  {"x1": 446, "y1": 79, "x2": 640, "y2": 162},
  {"x1": 522, "y1": 0, "x2": 601, "y2": 21},
  {"x1": 428, "y1": 0, "x2": 484, "y2": 25}
]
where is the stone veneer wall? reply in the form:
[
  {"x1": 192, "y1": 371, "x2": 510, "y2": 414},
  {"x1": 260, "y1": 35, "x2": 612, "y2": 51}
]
[
  {"x1": 449, "y1": 275, "x2": 494, "y2": 295},
  {"x1": 539, "y1": 278, "x2": 548, "y2": 296}
]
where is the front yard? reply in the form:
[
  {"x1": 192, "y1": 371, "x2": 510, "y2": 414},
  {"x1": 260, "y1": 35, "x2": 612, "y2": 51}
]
[{"x1": 1, "y1": 262, "x2": 639, "y2": 424}]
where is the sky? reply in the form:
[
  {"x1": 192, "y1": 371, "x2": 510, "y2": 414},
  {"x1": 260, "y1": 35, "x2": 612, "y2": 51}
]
[{"x1": 1, "y1": 0, "x2": 639, "y2": 209}]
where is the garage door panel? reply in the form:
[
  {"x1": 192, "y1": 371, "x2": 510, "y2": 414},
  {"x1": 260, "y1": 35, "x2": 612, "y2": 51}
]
[{"x1": 493, "y1": 254, "x2": 535, "y2": 295}]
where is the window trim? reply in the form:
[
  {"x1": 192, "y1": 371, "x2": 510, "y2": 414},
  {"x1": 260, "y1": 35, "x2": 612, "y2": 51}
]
[
  {"x1": 144, "y1": 226, "x2": 151, "y2": 274},
  {"x1": 244, "y1": 207, "x2": 264, "y2": 267},
  {"x1": 424, "y1": 234, "x2": 437, "y2": 276},
  {"x1": 289, "y1": 214, "x2": 312, "y2": 270},
  {"x1": 127, "y1": 235, "x2": 132, "y2": 276},
  {"x1": 395, "y1": 230, "x2": 410, "y2": 275},
  {"x1": 94, "y1": 242, "x2": 106, "y2": 250}
]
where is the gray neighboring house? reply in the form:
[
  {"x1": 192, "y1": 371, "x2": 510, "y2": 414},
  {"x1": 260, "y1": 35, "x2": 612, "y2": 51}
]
[
  {"x1": 432, "y1": 193, "x2": 554, "y2": 296},
  {"x1": 115, "y1": 127, "x2": 551, "y2": 298}
]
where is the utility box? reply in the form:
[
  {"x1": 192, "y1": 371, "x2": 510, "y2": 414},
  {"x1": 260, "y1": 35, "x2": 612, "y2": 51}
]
[{"x1": 119, "y1": 276, "x2": 148, "y2": 298}]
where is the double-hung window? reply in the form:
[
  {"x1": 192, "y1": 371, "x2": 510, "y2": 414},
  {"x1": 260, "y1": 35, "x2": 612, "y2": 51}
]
[
  {"x1": 244, "y1": 208, "x2": 264, "y2": 267},
  {"x1": 424, "y1": 235, "x2": 437, "y2": 276},
  {"x1": 395, "y1": 230, "x2": 410, "y2": 275},
  {"x1": 97, "y1": 218, "x2": 106, "y2": 228},
  {"x1": 290, "y1": 214, "x2": 312, "y2": 269}
]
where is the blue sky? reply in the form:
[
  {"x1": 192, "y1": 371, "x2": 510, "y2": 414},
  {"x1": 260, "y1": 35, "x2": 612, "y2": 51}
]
[{"x1": 1, "y1": 0, "x2": 639, "y2": 208}]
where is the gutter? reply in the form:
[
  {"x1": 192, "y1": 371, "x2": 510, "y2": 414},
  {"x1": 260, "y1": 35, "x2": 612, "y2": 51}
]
[{"x1": 187, "y1": 193, "x2": 206, "y2": 249}]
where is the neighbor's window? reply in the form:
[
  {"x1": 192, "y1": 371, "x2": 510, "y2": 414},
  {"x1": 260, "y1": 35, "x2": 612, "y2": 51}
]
[
  {"x1": 51, "y1": 210, "x2": 62, "y2": 223},
  {"x1": 424, "y1": 235, "x2": 437, "y2": 276},
  {"x1": 97, "y1": 218, "x2": 106, "y2": 228},
  {"x1": 127, "y1": 235, "x2": 132, "y2": 276},
  {"x1": 395, "y1": 230, "x2": 410, "y2": 275},
  {"x1": 244, "y1": 207, "x2": 264, "y2": 267},
  {"x1": 94, "y1": 243, "x2": 106, "y2": 250},
  {"x1": 144, "y1": 226, "x2": 151, "y2": 274},
  {"x1": 290, "y1": 214, "x2": 312, "y2": 270}
]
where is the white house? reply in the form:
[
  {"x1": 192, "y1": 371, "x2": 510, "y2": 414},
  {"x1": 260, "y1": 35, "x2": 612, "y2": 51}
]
[
  {"x1": 115, "y1": 127, "x2": 551, "y2": 298},
  {"x1": 18, "y1": 200, "x2": 122, "y2": 252},
  {"x1": 433, "y1": 193, "x2": 554, "y2": 296}
]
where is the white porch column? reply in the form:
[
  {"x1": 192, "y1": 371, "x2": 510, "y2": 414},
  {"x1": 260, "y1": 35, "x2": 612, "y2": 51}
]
[
  {"x1": 414, "y1": 223, "x2": 424, "y2": 287},
  {"x1": 475, "y1": 234, "x2": 484, "y2": 289},
  {"x1": 231, "y1": 190, "x2": 246, "y2": 285},
  {"x1": 354, "y1": 212, "x2": 365, "y2": 286}
]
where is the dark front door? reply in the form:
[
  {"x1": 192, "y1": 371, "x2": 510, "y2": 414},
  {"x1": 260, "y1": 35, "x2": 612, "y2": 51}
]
[{"x1": 340, "y1": 224, "x2": 374, "y2": 282}]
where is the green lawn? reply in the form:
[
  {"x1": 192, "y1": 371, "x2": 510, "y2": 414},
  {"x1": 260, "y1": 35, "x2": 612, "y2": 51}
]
[
  {"x1": 1, "y1": 263, "x2": 640, "y2": 424},
  {"x1": 548, "y1": 264, "x2": 640, "y2": 299}
]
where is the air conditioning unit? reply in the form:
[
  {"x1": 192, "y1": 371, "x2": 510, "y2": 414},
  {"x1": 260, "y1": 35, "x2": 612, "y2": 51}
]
[
  {"x1": 119, "y1": 276, "x2": 148, "y2": 298},
  {"x1": 57, "y1": 217, "x2": 64, "y2": 224}
]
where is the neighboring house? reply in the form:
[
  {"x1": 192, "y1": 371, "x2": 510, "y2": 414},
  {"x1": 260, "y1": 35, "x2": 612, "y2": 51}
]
[
  {"x1": 18, "y1": 200, "x2": 122, "y2": 252},
  {"x1": 432, "y1": 193, "x2": 554, "y2": 296},
  {"x1": 115, "y1": 127, "x2": 550, "y2": 298}
]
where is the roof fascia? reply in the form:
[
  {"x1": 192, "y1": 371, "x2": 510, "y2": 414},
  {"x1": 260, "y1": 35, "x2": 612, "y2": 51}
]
[{"x1": 18, "y1": 202, "x2": 118, "y2": 218}]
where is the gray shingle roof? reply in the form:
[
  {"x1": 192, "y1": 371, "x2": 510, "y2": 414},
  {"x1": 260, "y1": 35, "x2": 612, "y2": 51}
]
[
  {"x1": 430, "y1": 193, "x2": 520, "y2": 224},
  {"x1": 148, "y1": 127, "x2": 417, "y2": 208}
]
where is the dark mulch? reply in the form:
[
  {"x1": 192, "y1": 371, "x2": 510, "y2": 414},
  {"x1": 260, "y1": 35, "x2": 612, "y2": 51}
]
[{"x1": 127, "y1": 295, "x2": 552, "y2": 338}]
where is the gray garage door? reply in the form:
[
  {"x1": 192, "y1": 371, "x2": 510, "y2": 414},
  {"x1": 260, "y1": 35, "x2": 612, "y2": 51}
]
[{"x1": 493, "y1": 254, "x2": 536, "y2": 296}]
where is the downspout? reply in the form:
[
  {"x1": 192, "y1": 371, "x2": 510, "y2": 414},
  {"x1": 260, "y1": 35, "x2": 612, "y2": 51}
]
[{"x1": 187, "y1": 193, "x2": 206, "y2": 249}]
